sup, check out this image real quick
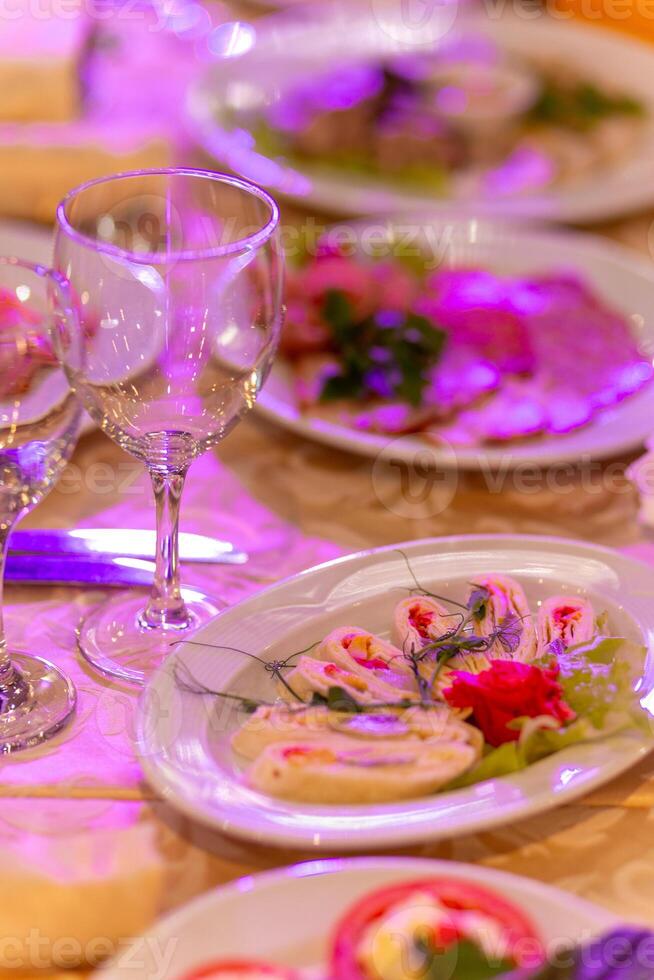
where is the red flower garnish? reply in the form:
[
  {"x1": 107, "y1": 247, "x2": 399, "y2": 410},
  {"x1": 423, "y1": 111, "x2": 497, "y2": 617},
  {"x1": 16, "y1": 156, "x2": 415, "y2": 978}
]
[{"x1": 443, "y1": 659, "x2": 575, "y2": 747}]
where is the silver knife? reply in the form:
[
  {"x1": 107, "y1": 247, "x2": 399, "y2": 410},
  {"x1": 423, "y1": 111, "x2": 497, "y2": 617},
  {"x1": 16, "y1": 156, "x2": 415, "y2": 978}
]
[
  {"x1": 9, "y1": 529, "x2": 247, "y2": 565},
  {"x1": 6, "y1": 553, "x2": 156, "y2": 588}
]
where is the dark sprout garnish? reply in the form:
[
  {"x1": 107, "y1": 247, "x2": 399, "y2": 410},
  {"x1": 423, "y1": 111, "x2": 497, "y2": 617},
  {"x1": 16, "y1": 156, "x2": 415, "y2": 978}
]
[
  {"x1": 548, "y1": 638, "x2": 566, "y2": 659},
  {"x1": 319, "y1": 289, "x2": 446, "y2": 407},
  {"x1": 172, "y1": 555, "x2": 531, "y2": 714},
  {"x1": 467, "y1": 584, "x2": 491, "y2": 622},
  {"x1": 395, "y1": 549, "x2": 468, "y2": 611},
  {"x1": 495, "y1": 613, "x2": 522, "y2": 654}
]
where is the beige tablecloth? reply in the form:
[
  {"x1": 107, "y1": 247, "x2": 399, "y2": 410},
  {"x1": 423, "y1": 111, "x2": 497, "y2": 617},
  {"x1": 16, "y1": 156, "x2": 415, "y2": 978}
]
[{"x1": 3, "y1": 205, "x2": 654, "y2": 975}]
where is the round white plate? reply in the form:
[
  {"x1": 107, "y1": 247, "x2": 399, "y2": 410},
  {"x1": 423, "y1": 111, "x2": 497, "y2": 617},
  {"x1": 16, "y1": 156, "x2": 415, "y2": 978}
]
[
  {"x1": 97, "y1": 856, "x2": 618, "y2": 978},
  {"x1": 257, "y1": 218, "x2": 654, "y2": 470},
  {"x1": 188, "y1": 5, "x2": 654, "y2": 223},
  {"x1": 136, "y1": 534, "x2": 654, "y2": 852}
]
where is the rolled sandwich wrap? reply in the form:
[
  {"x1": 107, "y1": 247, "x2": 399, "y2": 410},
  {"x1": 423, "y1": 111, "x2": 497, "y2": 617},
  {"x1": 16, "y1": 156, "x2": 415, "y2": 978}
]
[
  {"x1": 279, "y1": 655, "x2": 420, "y2": 706},
  {"x1": 232, "y1": 702, "x2": 482, "y2": 761},
  {"x1": 316, "y1": 626, "x2": 413, "y2": 689},
  {"x1": 391, "y1": 596, "x2": 456, "y2": 654},
  {"x1": 468, "y1": 573, "x2": 537, "y2": 661},
  {"x1": 248, "y1": 737, "x2": 479, "y2": 804},
  {"x1": 538, "y1": 595, "x2": 595, "y2": 651}
]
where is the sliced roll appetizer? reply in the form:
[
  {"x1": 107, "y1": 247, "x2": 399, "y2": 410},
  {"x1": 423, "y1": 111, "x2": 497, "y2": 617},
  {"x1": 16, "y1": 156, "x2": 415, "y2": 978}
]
[
  {"x1": 330, "y1": 876, "x2": 544, "y2": 979},
  {"x1": 248, "y1": 737, "x2": 480, "y2": 804},
  {"x1": 216, "y1": 568, "x2": 647, "y2": 807},
  {"x1": 316, "y1": 626, "x2": 414, "y2": 687},
  {"x1": 537, "y1": 596, "x2": 595, "y2": 652},
  {"x1": 232, "y1": 702, "x2": 481, "y2": 761},
  {"x1": 467, "y1": 574, "x2": 537, "y2": 662},
  {"x1": 181, "y1": 962, "x2": 299, "y2": 979},
  {"x1": 279, "y1": 654, "x2": 417, "y2": 706},
  {"x1": 391, "y1": 596, "x2": 453, "y2": 653}
]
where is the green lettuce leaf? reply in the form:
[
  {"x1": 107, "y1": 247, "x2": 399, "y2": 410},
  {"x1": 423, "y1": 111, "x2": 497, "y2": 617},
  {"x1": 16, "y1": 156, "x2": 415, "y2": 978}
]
[
  {"x1": 447, "y1": 637, "x2": 651, "y2": 791},
  {"x1": 550, "y1": 637, "x2": 649, "y2": 735},
  {"x1": 447, "y1": 742, "x2": 524, "y2": 789}
]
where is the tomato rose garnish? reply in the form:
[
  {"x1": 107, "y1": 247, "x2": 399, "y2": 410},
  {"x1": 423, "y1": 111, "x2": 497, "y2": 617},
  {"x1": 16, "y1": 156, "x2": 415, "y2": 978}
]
[
  {"x1": 330, "y1": 876, "x2": 544, "y2": 980},
  {"x1": 181, "y1": 960, "x2": 299, "y2": 980},
  {"x1": 443, "y1": 659, "x2": 575, "y2": 747}
]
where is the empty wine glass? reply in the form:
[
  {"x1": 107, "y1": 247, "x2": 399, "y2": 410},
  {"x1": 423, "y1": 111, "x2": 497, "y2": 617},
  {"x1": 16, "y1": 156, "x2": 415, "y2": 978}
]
[
  {"x1": 0, "y1": 258, "x2": 80, "y2": 751},
  {"x1": 54, "y1": 169, "x2": 284, "y2": 685}
]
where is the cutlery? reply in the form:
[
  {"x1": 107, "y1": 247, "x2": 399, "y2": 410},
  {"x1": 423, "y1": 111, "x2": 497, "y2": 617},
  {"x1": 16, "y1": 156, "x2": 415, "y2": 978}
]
[
  {"x1": 6, "y1": 554, "x2": 157, "y2": 588},
  {"x1": 9, "y1": 528, "x2": 247, "y2": 565}
]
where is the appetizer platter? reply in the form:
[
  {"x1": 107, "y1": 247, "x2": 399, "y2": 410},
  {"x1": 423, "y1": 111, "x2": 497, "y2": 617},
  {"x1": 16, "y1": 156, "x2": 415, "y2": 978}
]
[
  {"x1": 188, "y1": 5, "x2": 654, "y2": 222},
  {"x1": 97, "y1": 856, "x2": 629, "y2": 979},
  {"x1": 136, "y1": 535, "x2": 654, "y2": 851},
  {"x1": 257, "y1": 219, "x2": 654, "y2": 468}
]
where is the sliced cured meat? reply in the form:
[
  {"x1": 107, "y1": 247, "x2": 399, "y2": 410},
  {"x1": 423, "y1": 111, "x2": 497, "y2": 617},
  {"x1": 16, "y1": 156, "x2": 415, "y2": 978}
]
[{"x1": 418, "y1": 268, "x2": 536, "y2": 375}]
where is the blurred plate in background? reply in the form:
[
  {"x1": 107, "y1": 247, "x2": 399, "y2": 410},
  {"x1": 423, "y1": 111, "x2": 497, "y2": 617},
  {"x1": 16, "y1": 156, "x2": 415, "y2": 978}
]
[
  {"x1": 97, "y1": 857, "x2": 617, "y2": 977},
  {"x1": 189, "y1": 4, "x2": 654, "y2": 222}
]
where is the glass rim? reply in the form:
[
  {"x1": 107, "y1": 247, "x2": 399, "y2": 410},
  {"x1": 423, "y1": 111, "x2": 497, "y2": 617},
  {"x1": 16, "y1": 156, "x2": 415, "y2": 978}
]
[
  {"x1": 0, "y1": 255, "x2": 73, "y2": 303},
  {"x1": 0, "y1": 255, "x2": 69, "y2": 285},
  {"x1": 55, "y1": 167, "x2": 281, "y2": 264}
]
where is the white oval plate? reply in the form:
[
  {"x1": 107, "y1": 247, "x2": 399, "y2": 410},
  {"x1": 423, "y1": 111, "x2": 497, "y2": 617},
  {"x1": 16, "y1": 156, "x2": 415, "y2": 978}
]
[
  {"x1": 136, "y1": 535, "x2": 654, "y2": 852},
  {"x1": 188, "y1": 6, "x2": 654, "y2": 223},
  {"x1": 97, "y1": 857, "x2": 618, "y2": 979},
  {"x1": 256, "y1": 219, "x2": 654, "y2": 470}
]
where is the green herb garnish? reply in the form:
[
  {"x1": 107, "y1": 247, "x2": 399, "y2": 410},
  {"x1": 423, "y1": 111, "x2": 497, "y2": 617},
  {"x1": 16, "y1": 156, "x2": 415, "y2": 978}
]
[
  {"x1": 528, "y1": 78, "x2": 644, "y2": 130},
  {"x1": 319, "y1": 289, "x2": 446, "y2": 407},
  {"x1": 418, "y1": 936, "x2": 515, "y2": 980}
]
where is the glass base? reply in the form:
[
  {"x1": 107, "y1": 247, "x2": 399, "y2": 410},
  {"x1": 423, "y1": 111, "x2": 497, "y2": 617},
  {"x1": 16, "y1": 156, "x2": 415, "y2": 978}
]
[
  {"x1": 78, "y1": 591, "x2": 223, "y2": 685},
  {"x1": 0, "y1": 652, "x2": 76, "y2": 753}
]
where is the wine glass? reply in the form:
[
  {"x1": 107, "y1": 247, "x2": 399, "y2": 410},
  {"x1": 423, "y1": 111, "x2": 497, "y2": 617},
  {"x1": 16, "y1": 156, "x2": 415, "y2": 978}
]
[
  {"x1": 0, "y1": 258, "x2": 81, "y2": 751},
  {"x1": 54, "y1": 169, "x2": 284, "y2": 685}
]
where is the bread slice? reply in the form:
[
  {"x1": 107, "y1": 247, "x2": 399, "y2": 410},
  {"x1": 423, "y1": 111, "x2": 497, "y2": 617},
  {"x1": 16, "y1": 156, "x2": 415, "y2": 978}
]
[{"x1": 0, "y1": 8, "x2": 89, "y2": 122}]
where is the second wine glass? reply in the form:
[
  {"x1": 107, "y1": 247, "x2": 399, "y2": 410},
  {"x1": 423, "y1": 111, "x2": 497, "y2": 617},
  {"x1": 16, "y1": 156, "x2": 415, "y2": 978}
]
[{"x1": 54, "y1": 169, "x2": 284, "y2": 685}]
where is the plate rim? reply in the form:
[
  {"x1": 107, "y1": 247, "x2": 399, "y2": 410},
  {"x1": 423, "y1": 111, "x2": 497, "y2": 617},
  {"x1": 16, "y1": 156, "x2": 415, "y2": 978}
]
[
  {"x1": 137, "y1": 533, "x2": 654, "y2": 851},
  {"x1": 255, "y1": 216, "x2": 654, "y2": 469},
  {"x1": 97, "y1": 855, "x2": 620, "y2": 978}
]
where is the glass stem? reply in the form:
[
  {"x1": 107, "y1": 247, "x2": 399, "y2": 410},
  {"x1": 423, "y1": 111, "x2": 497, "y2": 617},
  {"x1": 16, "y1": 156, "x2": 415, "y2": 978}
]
[
  {"x1": 141, "y1": 467, "x2": 191, "y2": 630},
  {"x1": 0, "y1": 526, "x2": 12, "y2": 688}
]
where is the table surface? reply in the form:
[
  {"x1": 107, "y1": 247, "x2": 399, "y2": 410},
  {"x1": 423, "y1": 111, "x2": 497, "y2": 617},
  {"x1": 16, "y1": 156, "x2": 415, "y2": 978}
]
[{"x1": 7, "y1": 19, "x2": 654, "y2": 979}]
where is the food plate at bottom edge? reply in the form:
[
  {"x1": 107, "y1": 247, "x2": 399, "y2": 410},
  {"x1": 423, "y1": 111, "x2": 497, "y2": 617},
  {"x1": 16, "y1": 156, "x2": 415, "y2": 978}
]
[
  {"x1": 96, "y1": 857, "x2": 621, "y2": 979},
  {"x1": 136, "y1": 535, "x2": 654, "y2": 852}
]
